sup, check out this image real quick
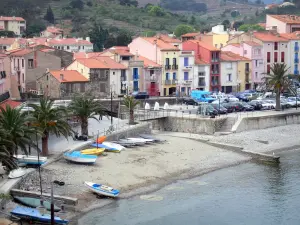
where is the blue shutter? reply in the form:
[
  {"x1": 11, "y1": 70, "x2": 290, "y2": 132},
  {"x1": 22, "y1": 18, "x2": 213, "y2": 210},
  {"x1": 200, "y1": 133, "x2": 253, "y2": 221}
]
[
  {"x1": 173, "y1": 72, "x2": 176, "y2": 80},
  {"x1": 166, "y1": 73, "x2": 169, "y2": 80},
  {"x1": 184, "y1": 57, "x2": 189, "y2": 67},
  {"x1": 184, "y1": 72, "x2": 189, "y2": 80},
  {"x1": 133, "y1": 68, "x2": 139, "y2": 80}
]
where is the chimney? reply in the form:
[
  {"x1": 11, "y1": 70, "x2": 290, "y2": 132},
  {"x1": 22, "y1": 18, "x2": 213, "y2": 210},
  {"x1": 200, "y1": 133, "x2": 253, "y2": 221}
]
[
  {"x1": 86, "y1": 37, "x2": 90, "y2": 42},
  {"x1": 60, "y1": 74, "x2": 64, "y2": 80},
  {"x1": 135, "y1": 50, "x2": 139, "y2": 60},
  {"x1": 46, "y1": 68, "x2": 49, "y2": 73}
]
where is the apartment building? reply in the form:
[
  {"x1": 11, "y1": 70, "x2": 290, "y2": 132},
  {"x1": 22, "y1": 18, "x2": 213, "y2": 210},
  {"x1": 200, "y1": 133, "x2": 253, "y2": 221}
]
[
  {"x1": 0, "y1": 16, "x2": 26, "y2": 36},
  {"x1": 266, "y1": 14, "x2": 300, "y2": 33},
  {"x1": 40, "y1": 26, "x2": 63, "y2": 38},
  {"x1": 178, "y1": 51, "x2": 195, "y2": 96}
]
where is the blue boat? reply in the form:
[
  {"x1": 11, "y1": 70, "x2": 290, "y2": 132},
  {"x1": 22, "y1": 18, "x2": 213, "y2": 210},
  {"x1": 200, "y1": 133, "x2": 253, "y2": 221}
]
[
  {"x1": 11, "y1": 206, "x2": 69, "y2": 224},
  {"x1": 63, "y1": 151, "x2": 97, "y2": 164},
  {"x1": 90, "y1": 143, "x2": 118, "y2": 151}
]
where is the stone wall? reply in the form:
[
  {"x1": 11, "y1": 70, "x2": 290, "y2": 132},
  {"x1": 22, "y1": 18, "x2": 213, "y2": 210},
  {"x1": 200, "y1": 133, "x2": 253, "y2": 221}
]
[{"x1": 152, "y1": 116, "x2": 227, "y2": 135}]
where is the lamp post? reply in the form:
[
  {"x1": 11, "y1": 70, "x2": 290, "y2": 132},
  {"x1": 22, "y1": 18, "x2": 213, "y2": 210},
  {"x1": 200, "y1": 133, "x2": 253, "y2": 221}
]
[{"x1": 109, "y1": 83, "x2": 116, "y2": 131}]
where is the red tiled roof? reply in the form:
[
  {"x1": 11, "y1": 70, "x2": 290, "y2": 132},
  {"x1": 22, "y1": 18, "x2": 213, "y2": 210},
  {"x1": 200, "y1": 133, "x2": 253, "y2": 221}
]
[
  {"x1": 221, "y1": 51, "x2": 250, "y2": 61},
  {"x1": 195, "y1": 58, "x2": 209, "y2": 65},
  {"x1": 73, "y1": 52, "x2": 103, "y2": 59},
  {"x1": 50, "y1": 70, "x2": 88, "y2": 83},
  {"x1": 46, "y1": 26, "x2": 63, "y2": 34},
  {"x1": 10, "y1": 49, "x2": 34, "y2": 56},
  {"x1": 181, "y1": 32, "x2": 200, "y2": 38},
  {"x1": 0, "y1": 38, "x2": 15, "y2": 45},
  {"x1": 141, "y1": 37, "x2": 179, "y2": 50},
  {"x1": 0, "y1": 16, "x2": 25, "y2": 22},
  {"x1": 244, "y1": 41, "x2": 262, "y2": 47},
  {"x1": 157, "y1": 34, "x2": 181, "y2": 43},
  {"x1": 102, "y1": 46, "x2": 133, "y2": 56},
  {"x1": 93, "y1": 56, "x2": 127, "y2": 69},
  {"x1": 48, "y1": 38, "x2": 92, "y2": 45},
  {"x1": 0, "y1": 99, "x2": 22, "y2": 109},
  {"x1": 137, "y1": 56, "x2": 161, "y2": 68},
  {"x1": 76, "y1": 57, "x2": 127, "y2": 69},
  {"x1": 230, "y1": 43, "x2": 241, "y2": 47},
  {"x1": 268, "y1": 14, "x2": 300, "y2": 24},
  {"x1": 280, "y1": 32, "x2": 300, "y2": 40},
  {"x1": 187, "y1": 40, "x2": 219, "y2": 51},
  {"x1": 253, "y1": 32, "x2": 288, "y2": 42}
]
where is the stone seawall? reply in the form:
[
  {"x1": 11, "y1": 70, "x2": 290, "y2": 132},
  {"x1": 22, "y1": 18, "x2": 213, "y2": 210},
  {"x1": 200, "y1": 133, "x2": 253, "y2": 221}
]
[
  {"x1": 105, "y1": 123, "x2": 151, "y2": 141},
  {"x1": 152, "y1": 116, "x2": 227, "y2": 135}
]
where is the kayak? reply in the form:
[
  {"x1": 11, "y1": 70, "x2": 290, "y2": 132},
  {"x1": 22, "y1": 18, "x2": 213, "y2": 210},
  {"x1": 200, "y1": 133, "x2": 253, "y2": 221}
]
[
  {"x1": 96, "y1": 136, "x2": 106, "y2": 144},
  {"x1": 84, "y1": 181, "x2": 120, "y2": 197},
  {"x1": 63, "y1": 151, "x2": 97, "y2": 164},
  {"x1": 81, "y1": 148, "x2": 105, "y2": 155},
  {"x1": 14, "y1": 196, "x2": 61, "y2": 212}
]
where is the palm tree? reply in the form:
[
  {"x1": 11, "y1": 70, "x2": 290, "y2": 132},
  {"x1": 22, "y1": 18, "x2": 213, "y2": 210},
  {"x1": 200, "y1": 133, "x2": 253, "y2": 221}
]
[
  {"x1": 28, "y1": 98, "x2": 73, "y2": 156},
  {"x1": 263, "y1": 63, "x2": 291, "y2": 111},
  {"x1": 68, "y1": 93, "x2": 107, "y2": 136},
  {"x1": 0, "y1": 105, "x2": 36, "y2": 155},
  {"x1": 123, "y1": 96, "x2": 140, "y2": 125},
  {"x1": 0, "y1": 129, "x2": 18, "y2": 171}
]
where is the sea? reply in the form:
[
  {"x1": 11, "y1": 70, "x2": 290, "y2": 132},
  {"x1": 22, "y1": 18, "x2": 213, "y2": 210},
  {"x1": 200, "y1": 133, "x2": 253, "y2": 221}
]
[{"x1": 78, "y1": 149, "x2": 300, "y2": 225}]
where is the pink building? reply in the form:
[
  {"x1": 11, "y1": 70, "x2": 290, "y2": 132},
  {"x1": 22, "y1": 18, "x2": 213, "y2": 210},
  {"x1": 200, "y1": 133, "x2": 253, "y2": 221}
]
[
  {"x1": 266, "y1": 15, "x2": 300, "y2": 33},
  {"x1": 222, "y1": 41, "x2": 264, "y2": 88}
]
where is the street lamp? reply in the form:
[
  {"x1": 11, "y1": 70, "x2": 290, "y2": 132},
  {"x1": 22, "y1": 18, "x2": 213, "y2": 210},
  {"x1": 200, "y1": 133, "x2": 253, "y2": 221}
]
[{"x1": 109, "y1": 83, "x2": 116, "y2": 130}]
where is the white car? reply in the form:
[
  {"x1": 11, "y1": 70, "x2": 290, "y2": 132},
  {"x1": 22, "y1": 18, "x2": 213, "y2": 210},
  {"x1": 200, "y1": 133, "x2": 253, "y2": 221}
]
[
  {"x1": 287, "y1": 97, "x2": 300, "y2": 106},
  {"x1": 261, "y1": 100, "x2": 275, "y2": 109}
]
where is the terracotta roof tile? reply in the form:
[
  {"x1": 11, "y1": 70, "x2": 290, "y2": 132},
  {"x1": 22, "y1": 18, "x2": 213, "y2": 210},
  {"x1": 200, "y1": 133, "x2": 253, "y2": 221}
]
[
  {"x1": 137, "y1": 56, "x2": 161, "y2": 68},
  {"x1": 10, "y1": 49, "x2": 34, "y2": 56},
  {"x1": 141, "y1": 37, "x2": 179, "y2": 50},
  {"x1": 280, "y1": 32, "x2": 300, "y2": 40},
  {"x1": 0, "y1": 38, "x2": 15, "y2": 45},
  {"x1": 244, "y1": 41, "x2": 262, "y2": 47},
  {"x1": 50, "y1": 70, "x2": 88, "y2": 83},
  {"x1": 221, "y1": 51, "x2": 250, "y2": 61},
  {"x1": 187, "y1": 40, "x2": 219, "y2": 51},
  {"x1": 0, "y1": 99, "x2": 22, "y2": 109},
  {"x1": 268, "y1": 14, "x2": 300, "y2": 24},
  {"x1": 230, "y1": 43, "x2": 241, "y2": 47},
  {"x1": 73, "y1": 52, "x2": 103, "y2": 60},
  {"x1": 157, "y1": 34, "x2": 181, "y2": 43},
  {"x1": 253, "y1": 32, "x2": 288, "y2": 42},
  {"x1": 46, "y1": 26, "x2": 63, "y2": 34},
  {"x1": 257, "y1": 23, "x2": 266, "y2": 28},
  {"x1": 106, "y1": 46, "x2": 134, "y2": 56},
  {"x1": 195, "y1": 58, "x2": 209, "y2": 65},
  {"x1": 93, "y1": 56, "x2": 127, "y2": 69},
  {"x1": 181, "y1": 32, "x2": 200, "y2": 38},
  {"x1": 75, "y1": 58, "x2": 108, "y2": 69},
  {"x1": 0, "y1": 16, "x2": 25, "y2": 22}
]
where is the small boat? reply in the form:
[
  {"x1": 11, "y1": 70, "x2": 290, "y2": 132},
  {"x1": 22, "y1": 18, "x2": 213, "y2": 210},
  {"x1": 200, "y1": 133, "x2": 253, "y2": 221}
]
[
  {"x1": 131, "y1": 137, "x2": 155, "y2": 143},
  {"x1": 11, "y1": 206, "x2": 68, "y2": 224},
  {"x1": 8, "y1": 168, "x2": 27, "y2": 179},
  {"x1": 96, "y1": 136, "x2": 106, "y2": 144},
  {"x1": 14, "y1": 196, "x2": 61, "y2": 212},
  {"x1": 14, "y1": 155, "x2": 47, "y2": 165},
  {"x1": 113, "y1": 140, "x2": 136, "y2": 147},
  {"x1": 90, "y1": 143, "x2": 120, "y2": 152},
  {"x1": 84, "y1": 181, "x2": 120, "y2": 197},
  {"x1": 63, "y1": 151, "x2": 97, "y2": 164},
  {"x1": 139, "y1": 134, "x2": 165, "y2": 142},
  {"x1": 102, "y1": 142, "x2": 125, "y2": 152},
  {"x1": 81, "y1": 148, "x2": 105, "y2": 155},
  {"x1": 119, "y1": 139, "x2": 145, "y2": 146},
  {"x1": 127, "y1": 138, "x2": 149, "y2": 144}
]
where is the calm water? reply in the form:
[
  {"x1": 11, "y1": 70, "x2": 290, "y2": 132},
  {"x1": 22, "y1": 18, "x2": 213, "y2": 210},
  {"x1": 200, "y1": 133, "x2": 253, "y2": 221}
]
[{"x1": 78, "y1": 150, "x2": 300, "y2": 225}]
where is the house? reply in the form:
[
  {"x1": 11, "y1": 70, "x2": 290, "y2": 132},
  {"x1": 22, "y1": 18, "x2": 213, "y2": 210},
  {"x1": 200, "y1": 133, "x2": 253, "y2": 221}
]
[
  {"x1": 129, "y1": 36, "x2": 180, "y2": 96},
  {"x1": 182, "y1": 40, "x2": 221, "y2": 92},
  {"x1": 266, "y1": 15, "x2": 300, "y2": 33},
  {"x1": 37, "y1": 70, "x2": 88, "y2": 98},
  {"x1": 181, "y1": 33, "x2": 201, "y2": 42},
  {"x1": 178, "y1": 51, "x2": 194, "y2": 96},
  {"x1": 222, "y1": 41, "x2": 264, "y2": 89},
  {"x1": 0, "y1": 38, "x2": 19, "y2": 51},
  {"x1": 47, "y1": 37, "x2": 93, "y2": 53},
  {"x1": 66, "y1": 57, "x2": 127, "y2": 96},
  {"x1": 40, "y1": 26, "x2": 63, "y2": 38},
  {"x1": 194, "y1": 58, "x2": 210, "y2": 91},
  {"x1": 9, "y1": 48, "x2": 61, "y2": 93},
  {"x1": 0, "y1": 16, "x2": 26, "y2": 36}
]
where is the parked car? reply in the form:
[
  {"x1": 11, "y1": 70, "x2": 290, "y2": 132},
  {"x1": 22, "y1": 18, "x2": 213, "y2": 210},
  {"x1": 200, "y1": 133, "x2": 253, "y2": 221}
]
[
  {"x1": 280, "y1": 99, "x2": 292, "y2": 109},
  {"x1": 261, "y1": 100, "x2": 275, "y2": 109},
  {"x1": 132, "y1": 91, "x2": 149, "y2": 99},
  {"x1": 211, "y1": 104, "x2": 228, "y2": 114},
  {"x1": 198, "y1": 104, "x2": 218, "y2": 116},
  {"x1": 183, "y1": 98, "x2": 198, "y2": 105},
  {"x1": 239, "y1": 102, "x2": 255, "y2": 111},
  {"x1": 287, "y1": 97, "x2": 300, "y2": 107},
  {"x1": 226, "y1": 95, "x2": 239, "y2": 102},
  {"x1": 239, "y1": 93, "x2": 252, "y2": 102},
  {"x1": 222, "y1": 102, "x2": 244, "y2": 112},
  {"x1": 249, "y1": 100, "x2": 263, "y2": 110}
]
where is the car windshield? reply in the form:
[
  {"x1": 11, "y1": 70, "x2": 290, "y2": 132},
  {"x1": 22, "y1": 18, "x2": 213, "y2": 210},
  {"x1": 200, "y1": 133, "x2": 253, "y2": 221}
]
[{"x1": 132, "y1": 91, "x2": 138, "y2": 95}]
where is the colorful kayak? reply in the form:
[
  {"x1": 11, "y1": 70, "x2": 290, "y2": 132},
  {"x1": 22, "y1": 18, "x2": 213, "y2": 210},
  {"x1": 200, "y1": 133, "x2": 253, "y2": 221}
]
[
  {"x1": 14, "y1": 196, "x2": 61, "y2": 212},
  {"x1": 11, "y1": 206, "x2": 68, "y2": 224},
  {"x1": 81, "y1": 148, "x2": 105, "y2": 155},
  {"x1": 63, "y1": 151, "x2": 97, "y2": 164},
  {"x1": 90, "y1": 143, "x2": 121, "y2": 152},
  {"x1": 84, "y1": 181, "x2": 120, "y2": 197},
  {"x1": 96, "y1": 136, "x2": 106, "y2": 144},
  {"x1": 102, "y1": 142, "x2": 125, "y2": 152}
]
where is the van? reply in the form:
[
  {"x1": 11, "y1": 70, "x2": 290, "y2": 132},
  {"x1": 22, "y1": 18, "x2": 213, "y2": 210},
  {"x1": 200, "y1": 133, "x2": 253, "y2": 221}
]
[{"x1": 191, "y1": 90, "x2": 215, "y2": 103}]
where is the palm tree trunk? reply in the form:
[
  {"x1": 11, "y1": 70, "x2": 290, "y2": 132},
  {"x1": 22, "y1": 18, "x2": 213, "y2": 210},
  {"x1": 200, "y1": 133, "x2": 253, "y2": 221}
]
[
  {"x1": 129, "y1": 109, "x2": 134, "y2": 125},
  {"x1": 275, "y1": 89, "x2": 281, "y2": 111},
  {"x1": 41, "y1": 133, "x2": 49, "y2": 156},
  {"x1": 81, "y1": 117, "x2": 88, "y2": 136}
]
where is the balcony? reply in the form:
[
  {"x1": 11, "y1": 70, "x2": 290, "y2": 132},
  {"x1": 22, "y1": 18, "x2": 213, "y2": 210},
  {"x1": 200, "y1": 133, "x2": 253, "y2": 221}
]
[
  {"x1": 165, "y1": 65, "x2": 171, "y2": 70},
  {"x1": 245, "y1": 76, "x2": 250, "y2": 83},
  {"x1": 198, "y1": 82, "x2": 206, "y2": 87},
  {"x1": 295, "y1": 46, "x2": 299, "y2": 52},
  {"x1": 164, "y1": 80, "x2": 171, "y2": 85},
  {"x1": 172, "y1": 64, "x2": 178, "y2": 70},
  {"x1": 171, "y1": 80, "x2": 177, "y2": 85},
  {"x1": 211, "y1": 58, "x2": 219, "y2": 62},
  {"x1": 245, "y1": 69, "x2": 250, "y2": 74},
  {"x1": 212, "y1": 70, "x2": 219, "y2": 75},
  {"x1": 183, "y1": 80, "x2": 192, "y2": 85},
  {"x1": 294, "y1": 70, "x2": 299, "y2": 75},
  {"x1": 295, "y1": 58, "x2": 299, "y2": 64}
]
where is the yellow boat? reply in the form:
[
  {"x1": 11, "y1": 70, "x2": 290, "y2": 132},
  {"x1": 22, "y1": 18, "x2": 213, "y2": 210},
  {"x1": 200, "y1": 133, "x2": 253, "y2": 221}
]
[{"x1": 81, "y1": 148, "x2": 105, "y2": 155}]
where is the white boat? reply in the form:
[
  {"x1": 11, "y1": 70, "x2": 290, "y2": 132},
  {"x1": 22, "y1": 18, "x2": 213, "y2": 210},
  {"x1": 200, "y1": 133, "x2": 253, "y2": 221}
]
[
  {"x1": 102, "y1": 142, "x2": 125, "y2": 152},
  {"x1": 84, "y1": 181, "x2": 120, "y2": 197},
  {"x1": 14, "y1": 155, "x2": 47, "y2": 165},
  {"x1": 119, "y1": 139, "x2": 145, "y2": 146},
  {"x1": 139, "y1": 134, "x2": 165, "y2": 142},
  {"x1": 63, "y1": 151, "x2": 97, "y2": 164},
  {"x1": 127, "y1": 137, "x2": 154, "y2": 143},
  {"x1": 8, "y1": 168, "x2": 27, "y2": 179}
]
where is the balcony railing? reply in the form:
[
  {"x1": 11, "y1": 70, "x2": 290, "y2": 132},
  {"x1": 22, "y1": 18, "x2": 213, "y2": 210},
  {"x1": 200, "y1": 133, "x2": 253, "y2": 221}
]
[
  {"x1": 295, "y1": 46, "x2": 299, "y2": 52},
  {"x1": 198, "y1": 82, "x2": 206, "y2": 86},
  {"x1": 171, "y1": 80, "x2": 177, "y2": 85},
  {"x1": 212, "y1": 70, "x2": 219, "y2": 74},
  {"x1": 164, "y1": 80, "x2": 171, "y2": 85},
  {"x1": 165, "y1": 65, "x2": 171, "y2": 70},
  {"x1": 211, "y1": 82, "x2": 219, "y2": 86},
  {"x1": 172, "y1": 64, "x2": 178, "y2": 70},
  {"x1": 211, "y1": 58, "x2": 219, "y2": 62}
]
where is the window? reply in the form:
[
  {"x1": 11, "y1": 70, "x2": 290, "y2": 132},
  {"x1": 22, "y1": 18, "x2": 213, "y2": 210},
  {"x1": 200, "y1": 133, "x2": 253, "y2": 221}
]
[
  {"x1": 28, "y1": 59, "x2": 34, "y2": 69},
  {"x1": 295, "y1": 64, "x2": 299, "y2": 75},
  {"x1": 267, "y1": 52, "x2": 271, "y2": 63},
  {"x1": 113, "y1": 71, "x2": 115, "y2": 75},
  {"x1": 17, "y1": 59, "x2": 20, "y2": 68},
  {"x1": 226, "y1": 62, "x2": 232, "y2": 69},
  {"x1": 67, "y1": 46, "x2": 70, "y2": 50},
  {"x1": 22, "y1": 59, "x2": 24, "y2": 68},
  {"x1": 274, "y1": 42, "x2": 278, "y2": 51},
  {"x1": 166, "y1": 73, "x2": 169, "y2": 80},
  {"x1": 244, "y1": 50, "x2": 247, "y2": 55},
  {"x1": 255, "y1": 60, "x2": 258, "y2": 67},
  {"x1": 79, "y1": 46, "x2": 81, "y2": 50},
  {"x1": 100, "y1": 83, "x2": 106, "y2": 92},
  {"x1": 220, "y1": 44, "x2": 223, "y2": 48},
  {"x1": 81, "y1": 69, "x2": 83, "y2": 74},
  {"x1": 80, "y1": 83, "x2": 85, "y2": 92},
  {"x1": 83, "y1": 46, "x2": 85, "y2": 50},
  {"x1": 184, "y1": 72, "x2": 189, "y2": 80},
  {"x1": 281, "y1": 52, "x2": 285, "y2": 62},
  {"x1": 47, "y1": 75, "x2": 48, "y2": 81},
  {"x1": 274, "y1": 52, "x2": 278, "y2": 63},
  {"x1": 255, "y1": 72, "x2": 258, "y2": 78},
  {"x1": 165, "y1": 58, "x2": 170, "y2": 65},
  {"x1": 267, "y1": 65, "x2": 271, "y2": 74},
  {"x1": 227, "y1": 74, "x2": 232, "y2": 82},
  {"x1": 295, "y1": 53, "x2": 299, "y2": 63},
  {"x1": 184, "y1": 57, "x2": 189, "y2": 67},
  {"x1": 22, "y1": 73, "x2": 24, "y2": 83},
  {"x1": 133, "y1": 68, "x2": 138, "y2": 80},
  {"x1": 173, "y1": 72, "x2": 176, "y2": 80},
  {"x1": 199, "y1": 72, "x2": 204, "y2": 76},
  {"x1": 173, "y1": 58, "x2": 177, "y2": 65}
]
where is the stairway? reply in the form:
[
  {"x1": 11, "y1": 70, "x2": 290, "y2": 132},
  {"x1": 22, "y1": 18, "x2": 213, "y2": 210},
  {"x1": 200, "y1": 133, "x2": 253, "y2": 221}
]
[{"x1": 216, "y1": 117, "x2": 237, "y2": 133}]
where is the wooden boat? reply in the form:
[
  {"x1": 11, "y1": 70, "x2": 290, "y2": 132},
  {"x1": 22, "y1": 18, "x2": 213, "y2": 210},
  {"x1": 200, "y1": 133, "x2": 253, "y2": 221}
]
[
  {"x1": 14, "y1": 155, "x2": 47, "y2": 165},
  {"x1": 96, "y1": 136, "x2": 106, "y2": 144},
  {"x1": 11, "y1": 206, "x2": 68, "y2": 224},
  {"x1": 139, "y1": 134, "x2": 165, "y2": 142},
  {"x1": 81, "y1": 148, "x2": 105, "y2": 155},
  {"x1": 84, "y1": 181, "x2": 120, "y2": 197},
  {"x1": 14, "y1": 196, "x2": 61, "y2": 212},
  {"x1": 8, "y1": 168, "x2": 26, "y2": 179},
  {"x1": 63, "y1": 151, "x2": 97, "y2": 164},
  {"x1": 102, "y1": 142, "x2": 125, "y2": 152}
]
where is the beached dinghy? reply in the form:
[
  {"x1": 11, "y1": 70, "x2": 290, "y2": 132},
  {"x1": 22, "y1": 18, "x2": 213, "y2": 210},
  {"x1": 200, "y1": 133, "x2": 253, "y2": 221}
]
[
  {"x1": 14, "y1": 155, "x2": 47, "y2": 165},
  {"x1": 113, "y1": 140, "x2": 136, "y2": 147},
  {"x1": 127, "y1": 137, "x2": 153, "y2": 144},
  {"x1": 81, "y1": 148, "x2": 105, "y2": 155},
  {"x1": 139, "y1": 134, "x2": 165, "y2": 142},
  {"x1": 14, "y1": 196, "x2": 61, "y2": 212},
  {"x1": 63, "y1": 151, "x2": 97, "y2": 164},
  {"x1": 119, "y1": 139, "x2": 145, "y2": 146},
  {"x1": 90, "y1": 143, "x2": 122, "y2": 152},
  {"x1": 8, "y1": 168, "x2": 27, "y2": 179},
  {"x1": 11, "y1": 206, "x2": 68, "y2": 224},
  {"x1": 102, "y1": 142, "x2": 125, "y2": 152},
  {"x1": 84, "y1": 181, "x2": 120, "y2": 197}
]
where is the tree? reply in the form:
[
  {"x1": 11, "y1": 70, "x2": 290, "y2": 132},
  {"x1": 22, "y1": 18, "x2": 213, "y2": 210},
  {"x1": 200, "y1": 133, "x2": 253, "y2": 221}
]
[
  {"x1": 141, "y1": 30, "x2": 156, "y2": 37},
  {"x1": 0, "y1": 31, "x2": 15, "y2": 37},
  {"x1": 231, "y1": 10, "x2": 240, "y2": 18},
  {"x1": 238, "y1": 24, "x2": 265, "y2": 32},
  {"x1": 70, "y1": 0, "x2": 84, "y2": 10},
  {"x1": 68, "y1": 93, "x2": 107, "y2": 136},
  {"x1": 174, "y1": 24, "x2": 194, "y2": 37},
  {"x1": 222, "y1": 19, "x2": 231, "y2": 30},
  {"x1": 148, "y1": 5, "x2": 165, "y2": 17},
  {"x1": 28, "y1": 98, "x2": 72, "y2": 156},
  {"x1": 116, "y1": 30, "x2": 132, "y2": 46},
  {"x1": 233, "y1": 21, "x2": 244, "y2": 30},
  {"x1": 263, "y1": 63, "x2": 291, "y2": 111},
  {"x1": 25, "y1": 22, "x2": 46, "y2": 37},
  {"x1": 123, "y1": 96, "x2": 140, "y2": 125},
  {"x1": 0, "y1": 129, "x2": 18, "y2": 171},
  {"x1": 0, "y1": 106, "x2": 37, "y2": 155},
  {"x1": 89, "y1": 23, "x2": 109, "y2": 52},
  {"x1": 189, "y1": 15, "x2": 196, "y2": 25},
  {"x1": 44, "y1": 5, "x2": 55, "y2": 24}
]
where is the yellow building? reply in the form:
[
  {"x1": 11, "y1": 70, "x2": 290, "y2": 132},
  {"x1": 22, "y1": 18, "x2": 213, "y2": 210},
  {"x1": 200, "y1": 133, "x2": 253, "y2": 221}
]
[
  {"x1": 0, "y1": 16, "x2": 26, "y2": 36},
  {"x1": 237, "y1": 58, "x2": 252, "y2": 91}
]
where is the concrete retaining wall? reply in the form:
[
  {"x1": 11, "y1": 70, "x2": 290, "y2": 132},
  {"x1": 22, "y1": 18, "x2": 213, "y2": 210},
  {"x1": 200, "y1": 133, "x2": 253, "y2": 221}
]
[
  {"x1": 233, "y1": 111, "x2": 300, "y2": 133},
  {"x1": 152, "y1": 116, "x2": 226, "y2": 135}
]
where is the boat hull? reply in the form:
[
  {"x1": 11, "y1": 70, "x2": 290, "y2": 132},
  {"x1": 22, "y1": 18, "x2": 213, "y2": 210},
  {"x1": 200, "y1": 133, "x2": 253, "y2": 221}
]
[
  {"x1": 8, "y1": 168, "x2": 26, "y2": 179},
  {"x1": 63, "y1": 151, "x2": 97, "y2": 164},
  {"x1": 84, "y1": 182, "x2": 119, "y2": 197},
  {"x1": 14, "y1": 196, "x2": 61, "y2": 212},
  {"x1": 14, "y1": 155, "x2": 47, "y2": 165},
  {"x1": 102, "y1": 142, "x2": 125, "y2": 152},
  {"x1": 81, "y1": 148, "x2": 105, "y2": 155}
]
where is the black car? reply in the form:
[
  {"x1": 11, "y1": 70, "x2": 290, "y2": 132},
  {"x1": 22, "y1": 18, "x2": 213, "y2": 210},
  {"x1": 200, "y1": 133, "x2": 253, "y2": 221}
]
[
  {"x1": 222, "y1": 102, "x2": 244, "y2": 112},
  {"x1": 248, "y1": 100, "x2": 263, "y2": 110},
  {"x1": 239, "y1": 102, "x2": 254, "y2": 111},
  {"x1": 198, "y1": 104, "x2": 218, "y2": 116},
  {"x1": 132, "y1": 91, "x2": 149, "y2": 99},
  {"x1": 211, "y1": 104, "x2": 227, "y2": 114},
  {"x1": 183, "y1": 98, "x2": 198, "y2": 105}
]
